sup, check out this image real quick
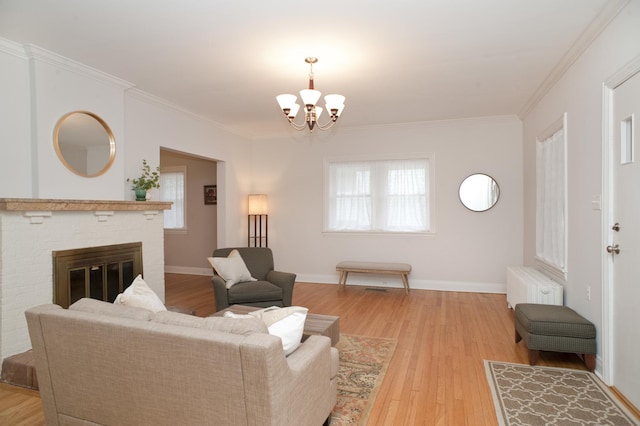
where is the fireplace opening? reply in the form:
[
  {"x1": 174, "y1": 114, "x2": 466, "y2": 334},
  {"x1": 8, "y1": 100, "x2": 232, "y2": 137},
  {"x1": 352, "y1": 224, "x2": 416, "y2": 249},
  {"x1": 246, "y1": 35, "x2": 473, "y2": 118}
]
[{"x1": 53, "y1": 242, "x2": 143, "y2": 308}]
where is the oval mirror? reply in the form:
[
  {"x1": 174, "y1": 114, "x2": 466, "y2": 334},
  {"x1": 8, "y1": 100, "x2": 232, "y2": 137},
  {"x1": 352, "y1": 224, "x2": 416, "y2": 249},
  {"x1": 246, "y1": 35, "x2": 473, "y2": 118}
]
[
  {"x1": 459, "y1": 173, "x2": 500, "y2": 212},
  {"x1": 53, "y1": 111, "x2": 116, "y2": 177}
]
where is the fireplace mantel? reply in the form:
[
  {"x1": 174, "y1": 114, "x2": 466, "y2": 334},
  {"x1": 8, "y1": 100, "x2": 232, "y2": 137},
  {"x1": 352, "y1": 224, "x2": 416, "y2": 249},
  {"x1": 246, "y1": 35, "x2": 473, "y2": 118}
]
[{"x1": 0, "y1": 198, "x2": 172, "y2": 212}]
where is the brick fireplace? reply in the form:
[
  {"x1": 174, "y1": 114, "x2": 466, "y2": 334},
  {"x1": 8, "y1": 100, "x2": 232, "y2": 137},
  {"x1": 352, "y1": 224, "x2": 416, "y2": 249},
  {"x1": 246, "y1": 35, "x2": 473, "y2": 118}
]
[{"x1": 0, "y1": 198, "x2": 171, "y2": 362}]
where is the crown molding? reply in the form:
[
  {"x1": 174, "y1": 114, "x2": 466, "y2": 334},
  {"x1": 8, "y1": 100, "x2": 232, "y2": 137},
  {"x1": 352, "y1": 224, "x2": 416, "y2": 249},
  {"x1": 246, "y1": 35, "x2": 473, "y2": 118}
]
[
  {"x1": 126, "y1": 88, "x2": 246, "y2": 138},
  {"x1": 24, "y1": 44, "x2": 134, "y2": 90},
  {"x1": 518, "y1": 0, "x2": 630, "y2": 119},
  {"x1": 0, "y1": 37, "x2": 28, "y2": 59}
]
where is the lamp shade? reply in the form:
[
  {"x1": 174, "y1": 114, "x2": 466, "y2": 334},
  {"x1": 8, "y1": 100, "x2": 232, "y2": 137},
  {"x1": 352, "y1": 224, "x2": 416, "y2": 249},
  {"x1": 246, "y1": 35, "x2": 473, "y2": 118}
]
[
  {"x1": 288, "y1": 103, "x2": 300, "y2": 119},
  {"x1": 300, "y1": 89, "x2": 321, "y2": 107},
  {"x1": 248, "y1": 194, "x2": 268, "y2": 215},
  {"x1": 276, "y1": 94, "x2": 296, "y2": 110}
]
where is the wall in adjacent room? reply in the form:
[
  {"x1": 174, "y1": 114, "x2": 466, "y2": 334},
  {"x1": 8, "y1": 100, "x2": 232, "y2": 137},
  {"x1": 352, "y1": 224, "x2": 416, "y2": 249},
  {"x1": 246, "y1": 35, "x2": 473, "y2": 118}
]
[
  {"x1": 161, "y1": 149, "x2": 218, "y2": 274},
  {"x1": 250, "y1": 116, "x2": 523, "y2": 292}
]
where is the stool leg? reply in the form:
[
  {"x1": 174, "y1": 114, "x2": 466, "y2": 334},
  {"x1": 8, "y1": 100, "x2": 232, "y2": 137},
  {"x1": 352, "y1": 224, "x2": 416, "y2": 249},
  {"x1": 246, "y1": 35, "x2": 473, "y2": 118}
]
[
  {"x1": 528, "y1": 349, "x2": 539, "y2": 366},
  {"x1": 584, "y1": 354, "x2": 595, "y2": 372}
]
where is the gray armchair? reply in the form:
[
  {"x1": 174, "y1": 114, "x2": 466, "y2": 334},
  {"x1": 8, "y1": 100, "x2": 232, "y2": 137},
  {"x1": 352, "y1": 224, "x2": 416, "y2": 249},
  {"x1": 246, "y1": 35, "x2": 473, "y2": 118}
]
[{"x1": 211, "y1": 247, "x2": 296, "y2": 312}]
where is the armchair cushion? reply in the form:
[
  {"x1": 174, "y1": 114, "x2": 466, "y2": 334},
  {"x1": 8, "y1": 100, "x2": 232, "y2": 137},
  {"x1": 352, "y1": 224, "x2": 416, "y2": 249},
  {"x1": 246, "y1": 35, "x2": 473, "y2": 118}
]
[
  {"x1": 227, "y1": 280, "x2": 283, "y2": 305},
  {"x1": 207, "y1": 249, "x2": 257, "y2": 288}
]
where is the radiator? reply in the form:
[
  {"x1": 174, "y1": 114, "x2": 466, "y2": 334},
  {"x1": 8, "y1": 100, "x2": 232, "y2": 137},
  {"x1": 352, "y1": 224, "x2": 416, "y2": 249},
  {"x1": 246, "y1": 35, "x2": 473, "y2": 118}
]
[{"x1": 506, "y1": 266, "x2": 563, "y2": 309}]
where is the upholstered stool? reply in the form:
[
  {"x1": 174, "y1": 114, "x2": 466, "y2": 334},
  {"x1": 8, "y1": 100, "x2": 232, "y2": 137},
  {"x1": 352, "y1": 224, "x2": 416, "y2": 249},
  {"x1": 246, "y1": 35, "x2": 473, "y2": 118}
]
[{"x1": 514, "y1": 303, "x2": 596, "y2": 372}]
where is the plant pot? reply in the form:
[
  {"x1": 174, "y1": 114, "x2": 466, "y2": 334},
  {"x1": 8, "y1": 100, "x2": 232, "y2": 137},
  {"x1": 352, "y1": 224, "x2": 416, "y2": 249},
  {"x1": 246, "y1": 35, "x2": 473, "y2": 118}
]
[{"x1": 134, "y1": 188, "x2": 147, "y2": 201}]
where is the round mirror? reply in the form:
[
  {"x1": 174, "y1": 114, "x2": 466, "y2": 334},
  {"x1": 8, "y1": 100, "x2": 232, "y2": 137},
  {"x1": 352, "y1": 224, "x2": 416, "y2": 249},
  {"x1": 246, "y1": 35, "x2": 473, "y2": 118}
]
[
  {"x1": 459, "y1": 173, "x2": 500, "y2": 212},
  {"x1": 53, "y1": 111, "x2": 116, "y2": 177}
]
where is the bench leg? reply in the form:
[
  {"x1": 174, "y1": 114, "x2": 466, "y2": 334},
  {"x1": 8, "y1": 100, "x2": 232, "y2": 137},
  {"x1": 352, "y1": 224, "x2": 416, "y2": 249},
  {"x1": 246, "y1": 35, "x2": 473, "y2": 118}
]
[
  {"x1": 338, "y1": 271, "x2": 349, "y2": 289},
  {"x1": 583, "y1": 354, "x2": 595, "y2": 372},
  {"x1": 401, "y1": 273, "x2": 410, "y2": 294},
  {"x1": 528, "y1": 349, "x2": 539, "y2": 366}
]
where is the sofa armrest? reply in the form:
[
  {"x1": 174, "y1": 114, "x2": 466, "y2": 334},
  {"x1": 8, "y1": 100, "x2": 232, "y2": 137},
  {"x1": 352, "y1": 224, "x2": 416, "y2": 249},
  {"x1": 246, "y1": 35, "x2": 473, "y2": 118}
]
[
  {"x1": 266, "y1": 270, "x2": 296, "y2": 306},
  {"x1": 211, "y1": 275, "x2": 230, "y2": 311},
  {"x1": 240, "y1": 334, "x2": 335, "y2": 426}
]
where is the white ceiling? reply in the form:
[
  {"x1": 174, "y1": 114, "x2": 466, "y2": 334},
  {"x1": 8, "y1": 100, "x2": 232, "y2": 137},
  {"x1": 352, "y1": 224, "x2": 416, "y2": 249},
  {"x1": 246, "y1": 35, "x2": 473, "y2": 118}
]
[{"x1": 0, "y1": 0, "x2": 622, "y2": 139}]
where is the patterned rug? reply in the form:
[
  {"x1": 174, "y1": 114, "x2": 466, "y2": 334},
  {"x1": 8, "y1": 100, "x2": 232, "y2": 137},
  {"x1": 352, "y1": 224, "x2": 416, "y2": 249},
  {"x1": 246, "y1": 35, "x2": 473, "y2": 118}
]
[
  {"x1": 330, "y1": 334, "x2": 397, "y2": 425},
  {"x1": 485, "y1": 361, "x2": 639, "y2": 426}
]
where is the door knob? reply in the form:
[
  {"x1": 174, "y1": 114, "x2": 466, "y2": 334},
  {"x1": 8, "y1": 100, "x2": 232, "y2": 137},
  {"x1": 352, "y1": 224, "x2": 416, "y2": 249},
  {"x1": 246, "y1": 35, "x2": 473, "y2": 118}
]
[{"x1": 606, "y1": 244, "x2": 620, "y2": 254}]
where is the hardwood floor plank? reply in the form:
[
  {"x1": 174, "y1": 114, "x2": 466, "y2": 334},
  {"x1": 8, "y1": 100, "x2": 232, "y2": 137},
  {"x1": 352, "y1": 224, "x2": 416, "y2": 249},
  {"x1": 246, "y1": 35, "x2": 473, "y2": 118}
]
[{"x1": 0, "y1": 275, "x2": 606, "y2": 425}]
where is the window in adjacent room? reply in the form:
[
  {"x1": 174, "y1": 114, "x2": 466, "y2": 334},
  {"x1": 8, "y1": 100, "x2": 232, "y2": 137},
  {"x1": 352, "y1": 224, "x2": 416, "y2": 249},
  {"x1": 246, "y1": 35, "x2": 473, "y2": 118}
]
[
  {"x1": 536, "y1": 114, "x2": 567, "y2": 279},
  {"x1": 160, "y1": 166, "x2": 186, "y2": 230},
  {"x1": 325, "y1": 156, "x2": 432, "y2": 233}
]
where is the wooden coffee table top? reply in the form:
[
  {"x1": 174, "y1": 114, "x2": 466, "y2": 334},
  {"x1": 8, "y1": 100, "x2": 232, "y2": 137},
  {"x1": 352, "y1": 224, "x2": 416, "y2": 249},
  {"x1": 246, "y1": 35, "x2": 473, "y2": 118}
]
[{"x1": 214, "y1": 305, "x2": 340, "y2": 346}]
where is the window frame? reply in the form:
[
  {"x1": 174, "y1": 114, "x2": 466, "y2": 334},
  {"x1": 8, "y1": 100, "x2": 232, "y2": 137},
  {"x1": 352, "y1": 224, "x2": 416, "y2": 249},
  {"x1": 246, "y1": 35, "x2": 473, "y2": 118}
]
[
  {"x1": 160, "y1": 165, "x2": 187, "y2": 233},
  {"x1": 535, "y1": 114, "x2": 568, "y2": 281},
  {"x1": 323, "y1": 153, "x2": 436, "y2": 235}
]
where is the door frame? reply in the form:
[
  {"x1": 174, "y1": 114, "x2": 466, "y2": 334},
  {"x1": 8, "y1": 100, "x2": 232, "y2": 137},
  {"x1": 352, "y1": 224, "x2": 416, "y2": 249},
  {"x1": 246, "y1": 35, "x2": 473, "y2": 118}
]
[{"x1": 601, "y1": 54, "x2": 640, "y2": 385}]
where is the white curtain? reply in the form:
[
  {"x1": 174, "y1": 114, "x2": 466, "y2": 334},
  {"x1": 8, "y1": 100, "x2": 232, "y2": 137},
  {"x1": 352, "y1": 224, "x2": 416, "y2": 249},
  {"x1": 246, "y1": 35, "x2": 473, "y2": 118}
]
[
  {"x1": 160, "y1": 171, "x2": 185, "y2": 229},
  {"x1": 327, "y1": 158, "x2": 429, "y2": 232},
  {"x1": 536, "y1": 128, "x2": 566, "y2": 270}
]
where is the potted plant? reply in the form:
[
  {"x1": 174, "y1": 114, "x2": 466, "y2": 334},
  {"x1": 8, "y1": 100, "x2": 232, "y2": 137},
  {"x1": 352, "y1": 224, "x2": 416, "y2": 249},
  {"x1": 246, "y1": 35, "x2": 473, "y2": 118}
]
[{"x1": 128, "y1": 159, "x2": 160, "y2": 201}]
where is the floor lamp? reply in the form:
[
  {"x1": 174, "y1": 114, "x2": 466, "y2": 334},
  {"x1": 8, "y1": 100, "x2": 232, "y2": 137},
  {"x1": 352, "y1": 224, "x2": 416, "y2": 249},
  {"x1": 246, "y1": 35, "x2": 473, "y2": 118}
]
[{"x1": 248, "y1": 194, "x2": 268, "y2": 247}]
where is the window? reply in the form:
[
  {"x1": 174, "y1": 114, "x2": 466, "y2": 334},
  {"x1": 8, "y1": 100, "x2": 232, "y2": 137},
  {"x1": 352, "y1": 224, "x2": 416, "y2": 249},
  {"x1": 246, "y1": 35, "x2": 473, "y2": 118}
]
[
  {"x1": 160, "y1": 166, "x2": 186, "y2": 230},
  {"x1": 536, "y1": 116, "x2": 567, "y2": 277},
  {"x1": 325, "y1": 157, "x2": 431, "y2": 233}
]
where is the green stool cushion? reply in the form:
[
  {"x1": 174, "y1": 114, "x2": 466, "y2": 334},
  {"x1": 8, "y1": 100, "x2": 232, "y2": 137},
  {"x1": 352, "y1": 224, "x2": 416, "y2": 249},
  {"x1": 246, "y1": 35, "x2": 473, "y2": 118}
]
[
  {"x1": 515, "y1": 303, "x2": 596, "y2": 339},
  {"x1": 515, "y1": 303, "x2": 596, "y2": 355}
]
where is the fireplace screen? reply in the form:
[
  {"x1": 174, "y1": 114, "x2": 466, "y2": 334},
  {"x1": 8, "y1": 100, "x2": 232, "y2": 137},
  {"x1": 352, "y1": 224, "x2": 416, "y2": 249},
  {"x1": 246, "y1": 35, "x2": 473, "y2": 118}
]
[{"x1": 53, "y1": 242, "x2": 143, "y2": 308}]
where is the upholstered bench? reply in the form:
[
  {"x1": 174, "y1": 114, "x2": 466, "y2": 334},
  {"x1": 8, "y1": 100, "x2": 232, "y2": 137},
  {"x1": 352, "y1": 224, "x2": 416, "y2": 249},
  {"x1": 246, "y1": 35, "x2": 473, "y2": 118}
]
[
  {"x1": 336, "y1": 261, "x2": 411, "y2": 294},
  {"x1": 514, "y1": 303, "x2": 596, "y2": 372}
]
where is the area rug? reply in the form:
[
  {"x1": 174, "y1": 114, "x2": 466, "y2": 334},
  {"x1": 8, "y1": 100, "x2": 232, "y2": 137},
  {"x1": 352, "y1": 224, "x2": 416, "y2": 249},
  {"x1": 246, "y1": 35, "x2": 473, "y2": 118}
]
[
  {"x1": 330, "y1": 334, "x2": 397, "y2": 425},
  {"x1": 485, "y1": 360, "x2": 639, "y2": 426}
]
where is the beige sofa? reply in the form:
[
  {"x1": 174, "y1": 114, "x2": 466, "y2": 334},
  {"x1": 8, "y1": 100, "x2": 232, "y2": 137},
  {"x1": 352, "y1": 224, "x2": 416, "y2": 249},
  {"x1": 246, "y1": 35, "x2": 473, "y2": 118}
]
[{"x1": 26, "y1": 298, "x2": 338, "y2": 426}]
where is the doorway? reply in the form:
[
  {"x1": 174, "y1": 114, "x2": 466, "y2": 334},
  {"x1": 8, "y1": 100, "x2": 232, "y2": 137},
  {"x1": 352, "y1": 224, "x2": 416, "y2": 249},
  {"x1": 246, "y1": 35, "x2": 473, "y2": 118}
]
[{"x1": 602, "y1": 56, "x2": 640, "y2": 410}]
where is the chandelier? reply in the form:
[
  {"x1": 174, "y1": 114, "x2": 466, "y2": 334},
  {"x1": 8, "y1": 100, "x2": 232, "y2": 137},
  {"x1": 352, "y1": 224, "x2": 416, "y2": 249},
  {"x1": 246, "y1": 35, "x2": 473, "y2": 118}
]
[{"x1": 276, "y1": 57, "x2": 345, "y2": 132}]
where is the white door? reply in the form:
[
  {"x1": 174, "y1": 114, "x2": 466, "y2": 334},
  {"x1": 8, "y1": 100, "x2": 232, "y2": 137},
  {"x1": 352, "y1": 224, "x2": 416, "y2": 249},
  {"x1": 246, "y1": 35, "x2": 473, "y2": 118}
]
[{"x1": 610, "y1": 69, "x2": 640, "y2": 408}]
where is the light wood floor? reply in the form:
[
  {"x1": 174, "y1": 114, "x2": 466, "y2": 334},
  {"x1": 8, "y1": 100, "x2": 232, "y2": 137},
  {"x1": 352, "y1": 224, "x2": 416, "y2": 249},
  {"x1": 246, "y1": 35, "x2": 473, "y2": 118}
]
[{"x1": 0, "y1": 274, "x2": 604, "y2": 425}]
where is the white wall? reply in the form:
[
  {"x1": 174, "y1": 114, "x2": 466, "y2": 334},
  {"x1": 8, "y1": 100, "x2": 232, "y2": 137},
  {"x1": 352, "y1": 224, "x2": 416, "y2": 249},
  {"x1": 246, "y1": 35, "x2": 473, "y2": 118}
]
[
  {"x1": 123, "y1": 91, "x2": 251, "y2": 248},
  {"x1": 0, "y1": 39, "x2": 33, "y2": 197},
  {"x1": 521, "y1": 1, "x2": 640, "y2": 360},
  {"x1": 251, "y1": 116, "x2": 523, "y2": 292},
  {"x1": 0, "y1": 41, "x2": 253, "y2": 249}
]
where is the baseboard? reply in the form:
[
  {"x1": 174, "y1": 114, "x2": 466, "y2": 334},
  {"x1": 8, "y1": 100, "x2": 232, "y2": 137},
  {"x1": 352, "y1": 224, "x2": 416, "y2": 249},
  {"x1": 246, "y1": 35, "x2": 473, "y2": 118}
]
[
  {"x1": 296, "y1": 273, "x2": 506, "y2": 294},
  {"x1": 161, "y1": 268, "x2": 506, "y2": 294},
  {"x1": 164, "y1": 265, "x2": 213, "y2": 276}
]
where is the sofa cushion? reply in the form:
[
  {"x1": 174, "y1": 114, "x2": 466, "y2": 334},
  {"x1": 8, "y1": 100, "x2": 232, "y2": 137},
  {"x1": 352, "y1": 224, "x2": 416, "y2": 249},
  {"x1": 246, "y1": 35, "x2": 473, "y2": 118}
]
[
  {"x1": 153, "y1": 310, "x2": 268, "y2": 336},
  {"x1": 114, "y1": 275, "x2": 167, "y2": 313},
  {"x1": 69, "y1": 298, "x2": 154, "y2": 321},
  {"x1": 208, "y1": 249, "x2": 257, "y2": 288},
  {"x1": 227, "y1": 281, "x2": 283, "y2": 304}
]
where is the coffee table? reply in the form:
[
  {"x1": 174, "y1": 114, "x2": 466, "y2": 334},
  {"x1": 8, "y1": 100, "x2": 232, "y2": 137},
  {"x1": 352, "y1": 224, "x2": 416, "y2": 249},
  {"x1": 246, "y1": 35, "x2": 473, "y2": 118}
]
[{"x1": 214, "y1": 305, "x2": 340, "y2": 346}]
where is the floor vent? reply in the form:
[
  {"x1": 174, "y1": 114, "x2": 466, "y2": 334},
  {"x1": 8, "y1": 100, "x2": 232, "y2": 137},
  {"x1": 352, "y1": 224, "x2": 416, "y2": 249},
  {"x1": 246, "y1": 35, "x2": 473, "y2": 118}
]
[{"x1": 365, "y1": 287, "x2": 388, "y2": 292}]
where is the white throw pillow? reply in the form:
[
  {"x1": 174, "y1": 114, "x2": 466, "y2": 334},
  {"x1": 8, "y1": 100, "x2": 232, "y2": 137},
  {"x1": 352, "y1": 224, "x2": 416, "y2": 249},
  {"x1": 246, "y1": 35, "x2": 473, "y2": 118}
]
[
  {"x1": 114, "y1": 274, "x2": 167, "y2": 313},
  {"x1": 249, "y1": 306, "x2": 308, "y2": 355},
  {"x1": 207, "y1": 250, "x2": 257, "y2": 289}
]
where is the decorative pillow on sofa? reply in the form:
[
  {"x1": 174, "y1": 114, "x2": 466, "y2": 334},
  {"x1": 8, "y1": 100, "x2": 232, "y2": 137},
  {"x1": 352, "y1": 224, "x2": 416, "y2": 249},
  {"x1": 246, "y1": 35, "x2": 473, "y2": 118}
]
[
  {"x1": 114, "y1": 274, "x2": 167, "y2": 313},
  {"x1": 207, "y1": 249, "x2": 257, "y2": 289},
  {"x1": 245, "y1": 306, "x2": 308, "y2": 355}
]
